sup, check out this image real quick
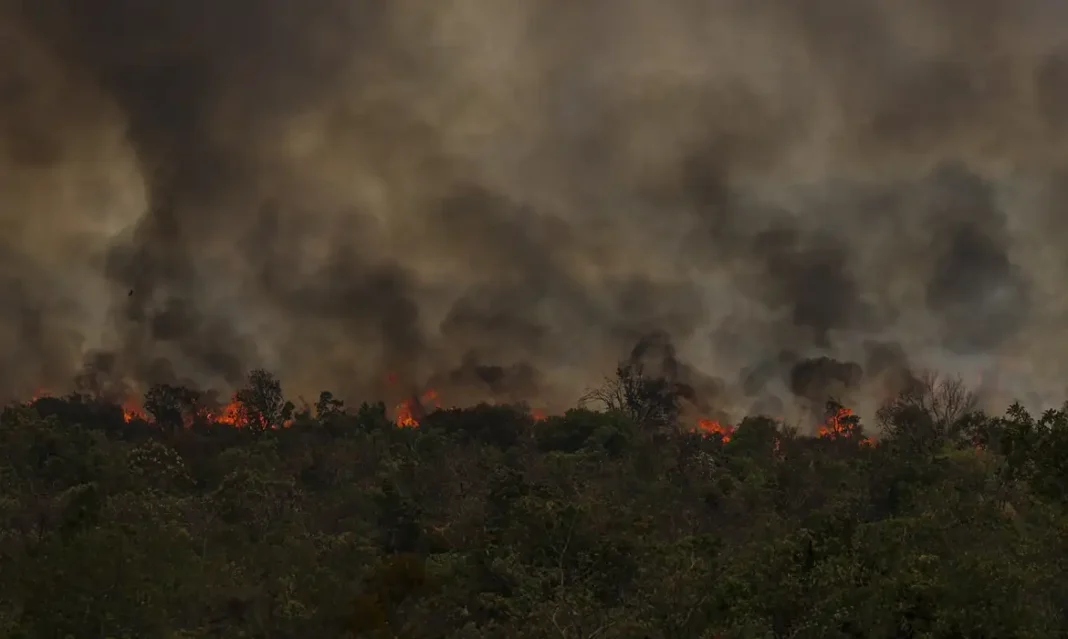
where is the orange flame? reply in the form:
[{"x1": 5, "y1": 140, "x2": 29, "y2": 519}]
[
  {"x1": 817, "y1": 406, "x2": 875, "y2": 446},
  {"x1": 122, "y1": 398, "x2": 146, "y2": 423},
  {"x1": 817, "y1": 406, "x2": 856, "y2": 439},
  {"x1": 395, "y1": 398, "x2": 419, "y2": 428},
  {"x1": 385, "y1": 371, "x2": 437, "y2": 428},
  {"x1": 22, "y1": 385, "x2": 297, "y2": 430},
  {"x1": 206, "y1": 397, "x2": 292, "y2": 429},
  {"x1": 209, "y1": 398, "x2": 245, "y2": 427},
  {"x1": 697, "y1": 418, "x2": 735, "y2": 442},
  {"x1": 393, "y1": 388, "x2": 439, "y2": 428},
  {"x1": 120, "y1": 393, "x2": 290, "y2": 429}
]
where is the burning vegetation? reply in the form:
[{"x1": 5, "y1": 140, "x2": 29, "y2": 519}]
[
  {"x1": 697, "y1": 418, "x2": 735, "y2": 442},
  {"x1": 18, "y1": 360, "x2": 885, "y2": 450},
  {"x1": 14, "y1": 334, "x2": 978, "y2": 447},
  {"x1": 4, "y1": 354, "x2": 1064, "y2": 637},
  {"x1": 7, "y1": 0, "x2": 1068, "y2": 634}
]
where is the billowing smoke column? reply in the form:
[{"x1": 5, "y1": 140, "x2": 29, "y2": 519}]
[{"x1": 3, "y1": 0, "x2": 1068, "y2": 425}]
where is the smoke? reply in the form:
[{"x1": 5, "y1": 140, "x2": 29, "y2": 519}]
[{"x1": 3, "y1": 0, "x2": 1068, "y2": 424}]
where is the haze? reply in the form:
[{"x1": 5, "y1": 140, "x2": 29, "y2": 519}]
[{"x1": 3, "y1": 0, "x2": 1068, "y2": 424}]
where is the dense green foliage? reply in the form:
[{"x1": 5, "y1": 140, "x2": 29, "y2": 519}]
[{"x1": 3, "y1": 371, "x2": 1068, "y2": 638}]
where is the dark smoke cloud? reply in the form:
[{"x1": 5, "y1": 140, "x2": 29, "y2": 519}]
[
  {"x1": 921, "y1": 165, "x2": 1031, "y2": 353},
  {"x1": 3, "y1": 0, "x2": 1068, "y2": 425},
  {"x1": 789, "y1": 356, "x2": 864, "y2": 406}
]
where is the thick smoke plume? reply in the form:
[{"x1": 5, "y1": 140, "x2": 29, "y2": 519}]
[{"x1": 4, "y1": 0, "x2": 1068, "y2": 426}]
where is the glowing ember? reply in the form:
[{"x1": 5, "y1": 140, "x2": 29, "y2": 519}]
[
  {"x1": 531, "y1": 408, "x2": 547, "y2": 421},
  {"x1": 697, "y1": 418, "x2": 734, "y2": 442}
]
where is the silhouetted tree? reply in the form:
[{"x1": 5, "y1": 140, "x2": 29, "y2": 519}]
[
  {"x1": 144, "y1": 383, "x2": 201, "y2": 432},
  {"x1": 314, "y1": 391, "x2": 344, "y2": 419},
  {"x1": 580, "y1": 362, "x2": 681, "y2": 428},
  {"x1": 877, "y1": 372, "x2": 978, "y2": 454},
  {"x1": 234, "y1": 369, "x2": 294, "y2": 432}
]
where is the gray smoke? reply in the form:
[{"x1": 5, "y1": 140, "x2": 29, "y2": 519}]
[{"x1": 3, "y1": 0, "x2": 1068, "y2": 424}]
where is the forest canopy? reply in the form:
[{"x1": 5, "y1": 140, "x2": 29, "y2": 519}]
[
  {"x1": 2, "y1": 366, "x2": 1068, "y2": 638},
  {"x1": 6, "y1": 1, "x2": 1068, "y2": 637}
]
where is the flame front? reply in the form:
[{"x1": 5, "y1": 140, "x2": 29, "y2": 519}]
[
  {"x1": 118, "y1": 394, "x2": 253, "y2": 428},
  {"x1": 697, "y1": 418, "x2": 734, "y2": 442}
]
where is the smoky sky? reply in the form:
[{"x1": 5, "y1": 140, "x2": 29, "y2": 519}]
[{"x1": 3, "y1": 0, "x2": 1068, "y2": 421}]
